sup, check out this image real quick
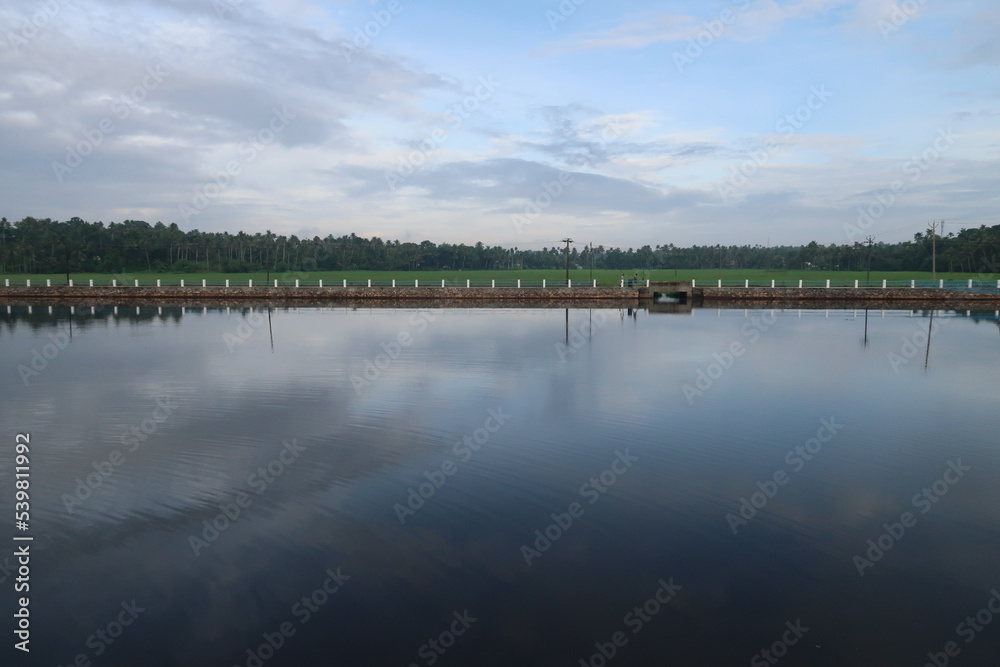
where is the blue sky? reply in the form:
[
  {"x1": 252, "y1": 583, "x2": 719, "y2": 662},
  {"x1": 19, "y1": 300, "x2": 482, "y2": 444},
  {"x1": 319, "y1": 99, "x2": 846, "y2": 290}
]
[{"x1": 0, "y1": 0, "x2": 996, "y2": 249}]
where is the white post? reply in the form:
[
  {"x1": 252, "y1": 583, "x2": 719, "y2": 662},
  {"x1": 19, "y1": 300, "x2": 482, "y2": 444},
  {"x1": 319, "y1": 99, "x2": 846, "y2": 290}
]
[
  {"x1": 319, "y1": 279, "x2": 323, "y2": 287},
  {"x1": 620, "y1": 279, "x2": 624, "y2": 287},
  {"x1": 467, "y1": 279, "x2": 471, "y2": 288},
  {"x1": 67, "y1": 279, "x2": 73, "y2": 287},
  {"x1": 111, "y1": 279, "x2": 116, "y2": 287},
  {"x1": 441, "y1": 279, "x2": 445, "y2": 288},
  {"x1": 391, "y1": 279, "x2": 395, "y2": 287},
  {"x1": 249, "y1": 279, "x2": 253, "y2": 287},
  {"x1": 414, "y1": 279, "x2": 418, "y2": 287},
  {"x1": 134, "y1": 279, "x2": 139, "y2": 287},
  {"x1": 343, "y1": 279, "x2": 347, "y2": 287},
  {"x1": 367, "y1": 279, "x2": 371, "y2": 287},
  {"x1": 517, "y1": 279, "x2": 521, "y2": 288},
  {"x1": 646, "y1": 279, "x2": 649, "y2": 288},
  {"x1": 854, "y1": 280, "x2": 859, "y2": 288},
  {"x1": 202, "y1": 279, "x2": 206, "y2": 287},
  {"x1": 180, "y1": 279, "x2": 185, "y2": 287},
  {"x1": 593, "y1": 279, "x2": 597, "y2": 287},
  {"x1": 969, "y1": 279, "x2": 973, "y2": 288},
  {"x1": 717, "y1": 279, "x2": 721, "y2": 287},
  {"x1": 226, "y1": 279, "x2": 230, "y2": 287},
  {"x1": 691, "y1": 279, "x2": 696, "y2": 287},
  {"x1": 825, "y1": 279, "x2": 830, "y2": 288},
  {"x1": 771, "y1": 280, "x2": 776, "y2": 288},
  {"x1": 745, "y1": 279, "x2": 749, "y2": 288},
  {"x1": 939, "y1": 279, "x2": 943, "y2": 288},
  {"x1": 89, "y1": 279, "x2": 93, "y2": 287},
  {"x1": 295, "y1": 279, "x2": 299, "y2": 288},
  {"x1": 157, "y1": 279, "x2": 161, "y2": 287},
  {"x1": 567, "y1": 279, "x2": 571, "y2": 288},
  {"x1": 46, "y1": 279, "x2": 51, "y2": 287},
  {"x1": 492, "y1": 279, "x2": 495, "y2": 288},
  {"x1": 882, "y1": 279, "x2": 887, "y2": 288},
  {"x1": 542, "y1": 279, "x2": 546, "y2": 288},
  {"x1": 798, "y1": 280, "x2": 803, "y2": 288}
]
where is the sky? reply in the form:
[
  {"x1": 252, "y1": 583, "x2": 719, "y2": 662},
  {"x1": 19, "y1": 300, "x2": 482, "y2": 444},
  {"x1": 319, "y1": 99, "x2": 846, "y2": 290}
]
[{"x1": 0, "y1": 0, "x2": 997, "y2": 250}]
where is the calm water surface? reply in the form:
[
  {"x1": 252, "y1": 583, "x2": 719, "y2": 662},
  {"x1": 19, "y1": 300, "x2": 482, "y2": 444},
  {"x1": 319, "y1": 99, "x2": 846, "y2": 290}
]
[{"x1": 1, "y1": 303, "x2": 999, "y2": 666}]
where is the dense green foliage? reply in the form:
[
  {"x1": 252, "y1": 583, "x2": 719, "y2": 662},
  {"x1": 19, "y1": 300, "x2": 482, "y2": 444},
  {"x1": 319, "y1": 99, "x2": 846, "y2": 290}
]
[{"x1": 2, "y1": 216, "x2": 998, "y2": 276}]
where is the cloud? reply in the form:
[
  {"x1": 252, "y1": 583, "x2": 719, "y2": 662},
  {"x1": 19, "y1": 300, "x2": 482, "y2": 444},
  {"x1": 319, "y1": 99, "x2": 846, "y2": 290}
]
[
  {"x1": 0, "y1": 0, "x2": 452, "y2": 228},
  {"x1": 949, "y1": 8, "x2": 1000, "y2": 68},
  {"x1": 535, "y1": 0, "x2": 852, "y2": 55},
  {"x1": 510, "y1": 105, "x2": 720, "y2": 170},
  {"x1": 339, "y1": 157, "x2": 713, "y2": 225}
]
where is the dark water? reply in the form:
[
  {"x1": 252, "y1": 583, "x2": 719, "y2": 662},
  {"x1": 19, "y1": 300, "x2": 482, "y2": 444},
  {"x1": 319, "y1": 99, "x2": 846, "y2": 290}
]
[{"x1": 2, "y1": 302, "x2": 999, "y2": 666}]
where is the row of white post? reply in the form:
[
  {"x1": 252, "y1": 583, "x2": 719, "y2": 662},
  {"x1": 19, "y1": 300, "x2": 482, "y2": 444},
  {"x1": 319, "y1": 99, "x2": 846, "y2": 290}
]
[
  {"x1": 703, "y1": 279, "x2": 1000, "y2": 289},
  {"x1": 7, "y1": 278, "x2": 998, "y2": 289}
]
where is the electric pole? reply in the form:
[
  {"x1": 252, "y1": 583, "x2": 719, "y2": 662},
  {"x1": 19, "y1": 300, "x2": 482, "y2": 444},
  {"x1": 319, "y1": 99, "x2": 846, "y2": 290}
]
[
  {"x1": 865, "y1": 236, "x2": 875, "y2": 283},
  {"x1": 589, "y1": 242, "x2": 593, "y2": 282},
  {"x1": 561, "y1": 238, "x2": 574, "y2": 283},
  {"x1": 928, "y1": 222, "x2": 937, "y2": 283}
]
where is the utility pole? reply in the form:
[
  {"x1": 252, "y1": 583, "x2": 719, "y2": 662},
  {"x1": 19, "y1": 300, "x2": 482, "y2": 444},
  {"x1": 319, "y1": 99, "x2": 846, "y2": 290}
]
[
  {"x1": 561, "y1": 238, "x2": 574, "y2": 283},
  {"x1": 865, "y1": 236, "x2": 875, "y2": 283},
  {"x1": 928, "y1": 222, "x2": 937, "y2": 283},
  {"x1": 932, "y1": 223, "x2": 936, "y2": 283}
]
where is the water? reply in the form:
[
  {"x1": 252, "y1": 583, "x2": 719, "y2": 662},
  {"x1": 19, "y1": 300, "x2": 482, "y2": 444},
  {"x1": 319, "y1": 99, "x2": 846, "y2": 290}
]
[{"x1": 1, "y1": 303, "x2": 999, "y2": 666}]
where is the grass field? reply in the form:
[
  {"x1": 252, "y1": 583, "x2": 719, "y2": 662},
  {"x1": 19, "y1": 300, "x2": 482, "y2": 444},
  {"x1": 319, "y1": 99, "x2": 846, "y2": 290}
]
[{"x1": 2, "y1": 268, "x2": 997, "y2": 287}]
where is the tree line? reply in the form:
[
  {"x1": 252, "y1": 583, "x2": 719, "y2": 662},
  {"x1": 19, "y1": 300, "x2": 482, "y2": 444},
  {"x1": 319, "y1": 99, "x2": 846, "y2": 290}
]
[{"x1": 1, "y1": 216, "x2": 997, "y2": 275}]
